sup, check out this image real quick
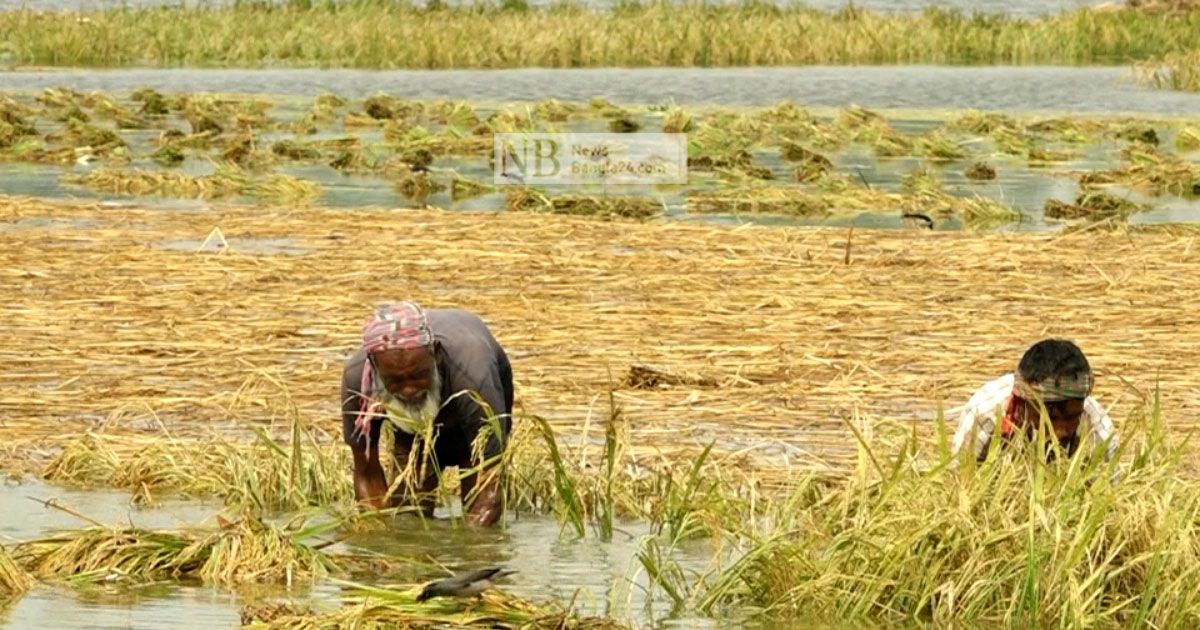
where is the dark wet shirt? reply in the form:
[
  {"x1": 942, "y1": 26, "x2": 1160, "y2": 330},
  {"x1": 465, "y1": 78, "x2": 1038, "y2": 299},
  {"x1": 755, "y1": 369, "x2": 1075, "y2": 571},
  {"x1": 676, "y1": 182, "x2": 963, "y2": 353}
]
[{"x1": 340, "y1": 309, "x2": 513, "y2": 457}]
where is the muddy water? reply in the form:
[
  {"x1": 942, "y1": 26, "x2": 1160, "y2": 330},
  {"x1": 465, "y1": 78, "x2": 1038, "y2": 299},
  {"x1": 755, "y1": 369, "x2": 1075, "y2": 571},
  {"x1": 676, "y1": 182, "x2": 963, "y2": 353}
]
[
  {"x1": 4, "y1": 67, "x2": 1200, "y2": 115},
  {"x1": 0, "y1": 480, "x2": 729, "y2": 628}
]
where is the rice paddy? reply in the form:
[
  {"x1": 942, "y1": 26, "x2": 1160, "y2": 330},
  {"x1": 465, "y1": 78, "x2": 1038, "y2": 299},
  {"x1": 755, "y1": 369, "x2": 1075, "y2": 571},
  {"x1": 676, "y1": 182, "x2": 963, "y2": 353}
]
[
  {"x1": 4, "y1": 1, "x2": 1200, "y2": 624},
  {"x1": 6, "y1": 189, "x2": 1200, "y2": 625},
  {"x1": 2, "y1": 3, "x2": 1200, "y2": 70},
  {"x1": 2, "y1": 87, "x2": 1200, "y2": 229}
]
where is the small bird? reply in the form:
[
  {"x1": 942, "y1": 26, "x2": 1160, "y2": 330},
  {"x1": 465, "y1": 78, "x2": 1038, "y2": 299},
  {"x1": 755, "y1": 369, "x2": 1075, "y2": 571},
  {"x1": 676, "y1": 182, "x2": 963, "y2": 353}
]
[{"x1": 416, "y1": 567, "x2": 517, "y2": 602}]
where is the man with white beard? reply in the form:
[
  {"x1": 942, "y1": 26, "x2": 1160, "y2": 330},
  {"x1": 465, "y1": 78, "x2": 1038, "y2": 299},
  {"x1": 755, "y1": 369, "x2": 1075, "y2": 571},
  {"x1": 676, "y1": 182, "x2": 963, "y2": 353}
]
[{"x1": 340, "y1": 302, "x2": 513, "y2": 527}]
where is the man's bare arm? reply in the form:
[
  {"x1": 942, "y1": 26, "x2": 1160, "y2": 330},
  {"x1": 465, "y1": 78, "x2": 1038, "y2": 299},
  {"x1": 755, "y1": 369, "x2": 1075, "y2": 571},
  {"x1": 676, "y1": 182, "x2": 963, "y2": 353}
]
[
  {"x1": 463, "y1": 463, "x2": 503, "y2": 527},
  {"x1": 351, "y1": 444, "x2": 390, "y2": 510}
]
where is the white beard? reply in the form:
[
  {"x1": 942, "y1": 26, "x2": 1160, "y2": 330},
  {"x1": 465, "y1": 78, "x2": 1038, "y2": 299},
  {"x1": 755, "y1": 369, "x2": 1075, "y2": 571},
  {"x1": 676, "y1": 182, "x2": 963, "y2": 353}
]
[{"x1": 379, "y1": 366, "x2": 443, "y2": 435}]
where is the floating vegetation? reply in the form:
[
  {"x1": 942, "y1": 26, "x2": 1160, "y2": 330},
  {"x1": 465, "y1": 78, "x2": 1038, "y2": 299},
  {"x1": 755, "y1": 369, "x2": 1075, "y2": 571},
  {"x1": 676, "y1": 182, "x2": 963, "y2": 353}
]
[
  {"x1": 427, "y1": 100, "x2": 480, "y2": 129},
  {"x1": 362, "y1": 94, "x2": 420, "y2": 121},
  {"x1": 271, "y1": 139, "x2": 322, "y2": 161},
  {"x1": 450, "y1": 173, "x2": 495, "y2": 200},
  {"x1": 62, "y1": 167, "x2": 242, "y2": 199},
  {"x1": 607, "y1": 116, "x2": 642, "y2": 133},
  {"x1": 781, "y1": 142, "x2": 833, "y2": 182},
  {"x1": 151, "y1": 144, "x2": 186, "y2": 167},
  {"x1": 1081, "y1": 146, "x2": 1200, "y2": 197},
  {"x1": 45, "y1": 119, "x2": 127, "y2": 156},
  {"x1": 484, "y1": 109, "x2": 534, "y2": 134},
  {"x1": 130, "y1": 87, "x2": 170, "y2": 116},
  {"x1": 835, "y1": 106, "x2": 884, "y2": 131},
  {"x1": 915, "y1": 131, "x2": 968, "y2": 161},
  {"x1": 291, "y1": 94, "x2": 347, "y2": 134},
  {"x1": 990, "y1": 127, "x2": 1035, "y2": 156},
  {"x1": 1175, "y1": 126, "x2": 1200, "y2": 151},
  {"x1": 330, "y1": 145, "x2": 386, "y2": 173},
  {"x1": 687, "y1": 123, "x2": 756, "y2": 170},
  {"x1": 241, "y1": 580, "x2": 626, "y2": 629},
  {"x1": 220, "y1": 131, "x2": 277, "y2": 171},
  {"x1": 155, "y1": 128, "x2": 217, "y2": 150},
  {"x1": 688, "y1": 186, "x2": 833, "y2": 216},
  {"x1": 1115, "y1": 123, "x2": 1161, "y2": 145},
  {"x1": 949, "y1": 110, "x2": 1019, "y2": 136},
  {"x1": 532, "y1": 98, "x2": 579, "y2": 122},
  {"x1": 506, "y1": 189, "x2": 661, "y2": 219},
  {"x1": 1045, "y1": 190, "x2": 1148, "y2": 220},
  {"x1": 964, "y1": 161, "x2": 997, "y2": 180},
  {"x1": 661, "y1": 107, "x2": 695, "y2": 134},
  {"x1": 12, "y1": 516, "x2": 338, "y2": 587},
  {"x1": 901, "y1": 167, "x2": 1020, "y2": 228},
  {"x1": 862, "y1": 126, "x2": 914, "y2": 158},
  {"x1": 717, "y1": 164, "x2": 775, "y2": 182},
  {"x1": 1026, "y1": 146, "x2": 1079, "y2": 164},
  {"x1": 61, "y1": 164, "x2": 321, "y2": 205},
  {"x1": 393, "y1": 170, "x2": 445, "y2": 202},
  {"x1": 0, "y1": 546, "x2": 32, "y2": 601}
]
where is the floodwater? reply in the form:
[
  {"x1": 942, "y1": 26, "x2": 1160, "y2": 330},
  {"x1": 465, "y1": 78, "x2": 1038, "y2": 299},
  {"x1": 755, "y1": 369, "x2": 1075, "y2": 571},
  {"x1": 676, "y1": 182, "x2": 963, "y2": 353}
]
[
  {"x1": 0, "y1": 479, "x2": 730, "y2": 629},
  {"x1": 1, "y1": 70, "x2": 1198, "y2": 231},
  {"x1": 0, "y1": 0, "x2": 1113, "y2": 17},
  {"x1": 4, "y1": 67, "x2": 1200, "y2": 115},
  {"x1": 3, "y1": 126, "x2": 1194, "y2": 233}
]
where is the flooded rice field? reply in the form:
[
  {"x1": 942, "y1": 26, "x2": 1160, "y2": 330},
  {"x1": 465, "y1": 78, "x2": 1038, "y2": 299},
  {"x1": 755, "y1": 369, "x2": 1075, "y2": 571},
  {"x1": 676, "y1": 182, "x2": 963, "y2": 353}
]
[
  {"x1": 0, "y1": 479, "x2": 728, "y2": 629},
  {"x1": 1, "y1": 81, "x2": 1198, "y2": 232}
]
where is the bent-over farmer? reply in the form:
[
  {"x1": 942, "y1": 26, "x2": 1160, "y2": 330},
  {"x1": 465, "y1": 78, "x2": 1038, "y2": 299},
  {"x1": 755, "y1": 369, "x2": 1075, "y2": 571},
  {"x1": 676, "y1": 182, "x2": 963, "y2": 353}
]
[
  {"x1": 951, "y1": 338, "x2": 1118, "y2": 465},
  {"x1": 341, "y1": 302, "x2": 513, "y2": 526}
]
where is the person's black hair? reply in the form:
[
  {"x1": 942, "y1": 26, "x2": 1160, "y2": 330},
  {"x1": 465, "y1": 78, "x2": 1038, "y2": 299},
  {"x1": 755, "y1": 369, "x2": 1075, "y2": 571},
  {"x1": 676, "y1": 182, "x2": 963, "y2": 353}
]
[{"x1": 1017, "y1": 338, "x2": 1090, "y2": 382}]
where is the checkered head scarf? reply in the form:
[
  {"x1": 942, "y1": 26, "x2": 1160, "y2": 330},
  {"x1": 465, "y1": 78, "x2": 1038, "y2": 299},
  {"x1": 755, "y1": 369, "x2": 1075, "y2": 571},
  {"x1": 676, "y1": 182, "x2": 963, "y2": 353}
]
[
  {"x1": 354, "y1": 302, "x2": 434, "y2": 447},
  {"x1": 1014, "y1": 369, "x2": 1093, "y2": 403}
]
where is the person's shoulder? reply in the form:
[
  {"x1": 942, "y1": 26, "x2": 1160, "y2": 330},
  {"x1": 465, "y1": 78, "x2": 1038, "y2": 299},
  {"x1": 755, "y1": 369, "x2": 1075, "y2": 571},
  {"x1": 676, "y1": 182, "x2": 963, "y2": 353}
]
[
  {"x1": 341, "y1": 348, "x2": 367, "y2": 386},
  {"x1": 427, "y1": 308, "x2": 489, "y2": 327},
  {"x1": 964, "y1": 373, "x2": 1014, "y2": 416},
  {"x1": 973, "y1": 373, "x2": 1014, "y2": 400},
  {"x1": 1083, "y1": 396, "x2": 1111, "y2": 422},
  {"x1": 427, "y1": 308, "x2": 500, "y2": 342}
]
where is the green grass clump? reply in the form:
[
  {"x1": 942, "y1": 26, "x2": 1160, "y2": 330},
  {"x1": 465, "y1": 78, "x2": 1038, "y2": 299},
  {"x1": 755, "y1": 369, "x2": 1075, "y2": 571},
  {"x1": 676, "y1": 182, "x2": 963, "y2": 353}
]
[
  {"x1": 698, "y1": 400, "x2": 1200, "y2": 628},
  {"x1": 1045, "y1": 190, "x2": 1148, "y2": 220},
  {"x1": 1080, "y1": 146, "x2": 1200, "y2": 198},
  {"x1": 61, "y1": 164, "x2": 323, "y2": 204},
  {"x1": 5, "y1": 5, "x2": 1200, "y2": 70},
  {"x1": 901, "y1": 166, "x2": 1020, "y2": 228},
  {"x1": 1174, "y1": 126, "x2": 1200, "y2": 151},
  {"x1": 505, "y1": 189, "x2": 662, "y2": 219},
  {"x1": 43, "y1": 416, "x2": 351, "y2": 512},
  {"x1": 241, "y1": 580, "x2": 626, "y2": 629},
  {"x1": 915, "y1": 131, "x2": 968, "y2": 161},
  {"x1": 12, "y1": 516, "x2": 337, "y2": 587}
]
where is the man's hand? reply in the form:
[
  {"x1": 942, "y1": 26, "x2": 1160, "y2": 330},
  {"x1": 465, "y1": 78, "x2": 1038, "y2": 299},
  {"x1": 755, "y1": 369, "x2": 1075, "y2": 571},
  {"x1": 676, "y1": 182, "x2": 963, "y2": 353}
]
[
  {"x1": 463, "y1": 465, "x2": 503, "y2": 527},
  {"x1": 351, "y1": 445, "x2": 390, "y2": 510}
]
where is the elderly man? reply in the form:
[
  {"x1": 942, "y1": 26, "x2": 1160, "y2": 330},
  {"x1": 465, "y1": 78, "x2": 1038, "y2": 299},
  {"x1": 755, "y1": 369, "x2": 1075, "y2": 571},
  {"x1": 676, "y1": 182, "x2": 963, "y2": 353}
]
[
  {"x1": 340, "y1": 302, "x2": 513, "y2": 527},
  {"x1": 951, "y1": 339, "x2": 1118, "y2": 465}
]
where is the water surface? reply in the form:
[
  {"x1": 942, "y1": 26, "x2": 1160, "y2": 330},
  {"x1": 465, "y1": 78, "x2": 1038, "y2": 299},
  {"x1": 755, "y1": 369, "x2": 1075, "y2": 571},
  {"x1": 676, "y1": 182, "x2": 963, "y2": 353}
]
[
  {"x1": 4, "y1": 67, "x2": 1199, "y2": 115},
  {"x1": 0, "y1": 480, "x2": 728, "y2": 628}
]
